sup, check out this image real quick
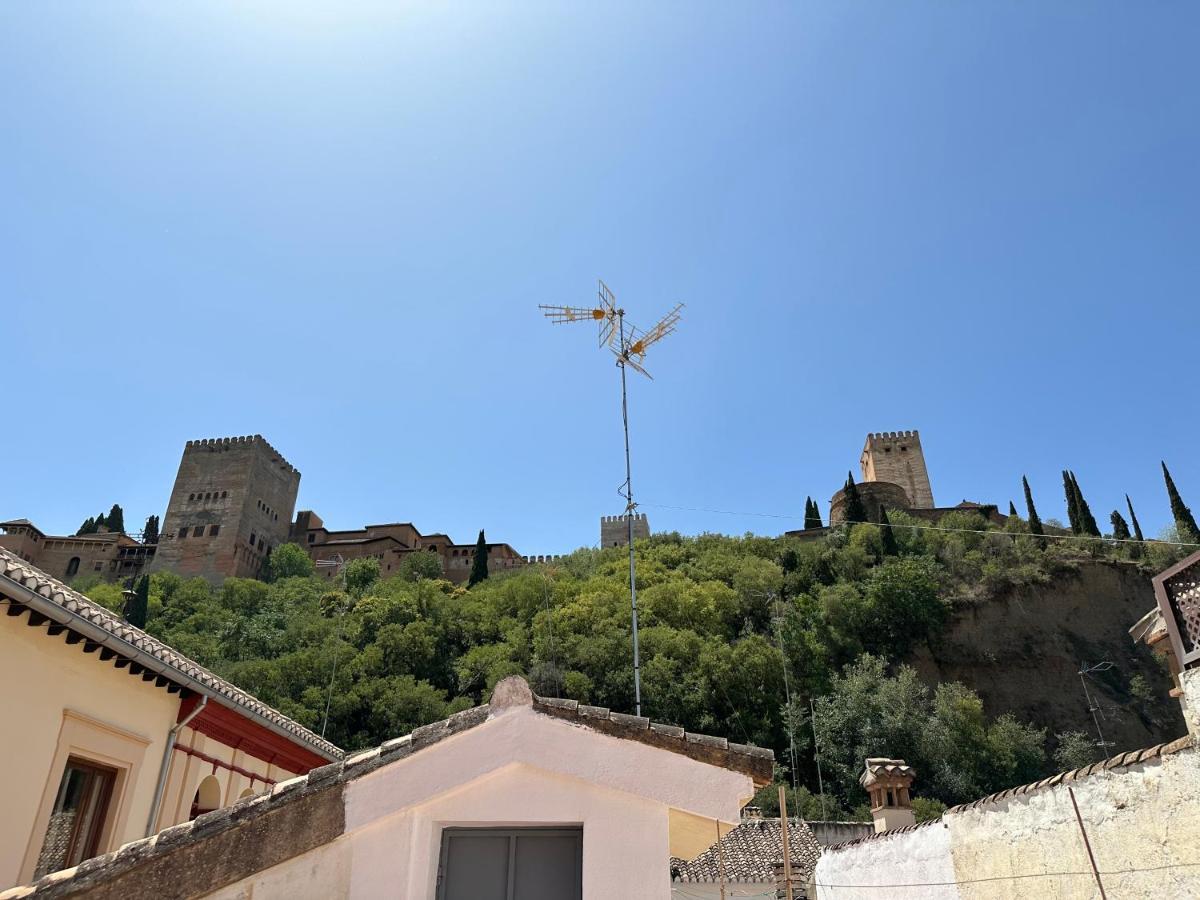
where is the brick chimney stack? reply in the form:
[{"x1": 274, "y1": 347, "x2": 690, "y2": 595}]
[{"x1": 861, "y1": 758, "x2": 916, "y2": 833}]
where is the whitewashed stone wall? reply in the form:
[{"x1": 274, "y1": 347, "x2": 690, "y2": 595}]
[
  {"x1": 814, "y1": 821, "x2": 958, "y2": 900},
  {"x1": 814, "y1": 742, "x2": 1199, "y2": 900}
]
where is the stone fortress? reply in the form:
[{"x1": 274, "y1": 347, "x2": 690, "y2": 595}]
[
  {"x1": 0, "y1": 428, "x2": 997, "y2": 587},
  {"x1": 0, "y1": 435, "x2": 621, "y2": 586},
  {"x1": 802, "y1": 429, "x2": 1004, "y2": 534}
]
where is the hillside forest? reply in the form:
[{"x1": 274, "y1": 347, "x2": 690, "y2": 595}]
[{"x1": 76, "y1": 507, "x2": 1193, "y2": 822}]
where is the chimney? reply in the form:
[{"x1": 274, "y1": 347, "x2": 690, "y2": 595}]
[
  {"x1": 860, "y1": 758, "x2": 916, "y2": 833},
  {"x1": 741, "y1": 805, "x2": 763, "y2": 820}
]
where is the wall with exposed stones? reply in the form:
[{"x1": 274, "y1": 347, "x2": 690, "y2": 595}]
[{"x1": 814, "y1": 738, "x2": 1200, "y2": 900}]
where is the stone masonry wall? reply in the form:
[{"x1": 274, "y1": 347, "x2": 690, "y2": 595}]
[
  {"x1": 860, "y1": 430, "x2": 934, "y2": 509},
  {"x1": 150, "y1": 437, "x2": 300, "y2": 583},
  {"x1": 601, "y1": 513, "x2": 650, "y2": 548}
]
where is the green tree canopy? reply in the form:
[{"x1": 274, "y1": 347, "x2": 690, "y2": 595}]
[
  {"x1": 842, "y1": 472, "x2": 867, "y2": 527},
  {"x1": 124, "y1": 575, "x2": 149, "y2": 629},
  {"x1": 1126, "y1": 495, "x2": 1145, "y2": 542},
  {"x1": 1163, "y1": 461, "x2": 1200, "y2": 543},
  {"x1": 1022, "y1": 476, "x2": 1044, "y2": 538},
  {"x1": 804, "y1": 497, "x2": 823, "y2": 530},
  {"x1": 398, "y1": 552, "x2": 444, "y2": 582},
  {"x1": 469, "y1": 530, "x2": 490, "y2": 587},
  {"x1": 107, "y1": 504, "x2": 125, "y2": 534},
  {"x1": 1110, "y1": 511, "x2": 1131, "y2": 542},
  {"x1": 142, "y1": 514, "x2": 160, "y2": 544},
  {"x1": 267, "y1": 543, "x2": 316, "y2": 581}
]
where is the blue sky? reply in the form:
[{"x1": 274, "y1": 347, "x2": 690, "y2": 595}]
[{"x1": 3, "y1": 2, "x2": 1198, "y2": 554}]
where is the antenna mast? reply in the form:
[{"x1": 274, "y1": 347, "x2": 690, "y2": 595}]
[{"x1": 541, "y1": 280, "x2": 683, "y2": 717}]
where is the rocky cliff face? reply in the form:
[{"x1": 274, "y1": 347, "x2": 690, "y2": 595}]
[{"x1": 909, "y1": 561, "x2": 1183, "y2": 755}]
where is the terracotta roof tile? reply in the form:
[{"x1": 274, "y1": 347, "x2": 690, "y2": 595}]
[
  {"x1": 0, "y1": 547, "x2": 342, "y2": 761},
  {"x1": 672, "y1": 818, "x2": 822, "y2": 884}
]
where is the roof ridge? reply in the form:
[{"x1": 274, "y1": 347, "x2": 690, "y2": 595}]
[
  {"x1": 0, "y1": 547, "x2": 341, "y2": 760},
  {"x1": 3, "y1": 682, "x2": 777, "y2": 898}
]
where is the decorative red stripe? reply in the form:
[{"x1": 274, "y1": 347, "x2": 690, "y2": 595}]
[{"x1": 175, "y1": 742, "x2": 278, "y2": 786}]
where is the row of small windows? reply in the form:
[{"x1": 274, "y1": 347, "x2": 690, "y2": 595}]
[
  {"x1": 256, "y1": 500, "x2": 279, "y2": 522},
  {"x1": 189, "y1": 491, "x2": 228, "y2": 501},
  {"x1": 248, "y1": 533, "x2": 267, "y2": 552},
  {"x1": 178, "y1": 525, "x2": 220, "y2": 539}
]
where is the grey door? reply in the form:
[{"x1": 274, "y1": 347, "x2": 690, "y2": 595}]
[{"x1": 437, "y1": 828, "x2": 582, "y2": 900}]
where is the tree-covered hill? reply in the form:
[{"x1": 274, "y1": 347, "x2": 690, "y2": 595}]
[{"x1": 77, "y1": 511, "x2": 1190, "y2": 820}]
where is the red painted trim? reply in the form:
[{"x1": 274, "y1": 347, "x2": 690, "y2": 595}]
[
  {"x1": 174, "y1": 743, "x2": 277, "y2": 786},
  {"x1": 177, "y1": 695, "x2": 329, "y2": 773}
]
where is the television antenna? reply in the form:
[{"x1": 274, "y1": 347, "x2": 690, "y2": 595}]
[{"x1": 540, "y1": 279, "x2": 683, "y2": 716}]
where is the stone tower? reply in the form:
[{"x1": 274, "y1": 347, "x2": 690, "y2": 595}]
[
  {"x1": 860, "y1": 430, "x2": 934, "y2": 509},
  {"x1": 601, "y1": 513, "x2": 650, "y2": 548},
  {"x1": 149, "y1": 436, "x2": 301, "y2": 583}
]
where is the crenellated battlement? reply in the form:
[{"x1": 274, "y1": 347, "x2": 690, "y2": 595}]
[
  {"x1": 600, "y1": 513, "x2": 648, "y2": 524},
  {"x1": 184, "y1": 435, "x2": 299, "y2": 475},
  {"x1": 860, "y1": 429, "x2": 933, "y2": 509}
]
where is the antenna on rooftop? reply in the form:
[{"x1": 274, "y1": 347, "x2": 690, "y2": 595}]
[{"x1": 540, "y1": 280, "x2": 684, "y2": 717}]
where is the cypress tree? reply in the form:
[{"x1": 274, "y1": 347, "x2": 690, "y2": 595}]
[
  {"x1": 842, "y1": 472, "x2": 867, "y2": 526},
  {"x1": 1071, "y1": 472, "x2": 1101, "y2": 537},
  {"x1": 76, "y1": 516, "x2": 96, "y2": 536},
  {"x1": 1008, "y1": 501, "x2": 1019, "y2": 518},
  {"x1": 94, "y1": 511, "x2": 108, "y2": 532},
  {"x1": 468, "y1": 529, "x2": 490, "y2": 587},
  {"x1": 107, "y1": 504, "x2": 125, "y2": 534},
  {"x1": 124, "y1": 575, "x2": 149, "y2": 629},
  {"x1": 1126, "y1": 494, "x2": 1144, "y2": 542},
  {"x1": 804, "y1": 496, "x2": 823, "y2": 530},
  {"x1": 1110, "y1": 511, "x2": 1131, "y2": 542},
  {"x1": 1023, "y1": 476, "x2": 1045, "y2": 539},
  {"x1": 1062, "y1": 471, "x2": 1081, "y2": 534},
  {"x1": 142, "y1": 515, "x2": 159, "y2": 545},
  {"x1": 879, "y1": 506, "x2": 899, "y2": 556},
  {"x1": 1162, "y1": 462, "x2": 1200, "y2": 543}
]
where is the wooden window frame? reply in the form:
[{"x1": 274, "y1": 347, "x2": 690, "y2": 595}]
[
  {"x1": 33, "y1": 758, "x2": 117, "y2": 879},
  {"x1": 19, "y1": 710, "x2": 152, "y2": 885}
]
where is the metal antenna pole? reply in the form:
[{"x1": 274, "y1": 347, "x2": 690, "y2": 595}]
[
  {"x1": 772, "y1": 606, "x2": 800, "y2": 794},
  {"x1": 318, "y1": 555, "x2": 348, "y2": 739},
  {"x1": 810, "y1": 698, "x2": 828, "y2": 821},
  {"x1": 619, "y1": 309, "x2": 643, "y2": 717},
  {"x1": 539, "y1": 282, "x2": 681, "y2": 718}
]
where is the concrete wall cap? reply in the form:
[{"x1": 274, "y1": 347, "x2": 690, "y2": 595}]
[{"x1": 490, "y1": 676, "x2": 534, "y2": 713}]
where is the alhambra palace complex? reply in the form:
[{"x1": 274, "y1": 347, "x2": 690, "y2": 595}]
[{"x1": 0, "y1": 430, "x2": 980, "y2": 587}]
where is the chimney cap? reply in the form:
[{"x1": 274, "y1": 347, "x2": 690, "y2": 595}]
[{"x1": 860, "y1": 758, "x2": 916, "y2": 788}]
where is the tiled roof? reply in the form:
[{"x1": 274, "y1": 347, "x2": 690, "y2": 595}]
[
  {"x1": 671, "y1": 817, "x2": 822, "y2": 883},
  {"x1": 1, "y1": 677, "x2": 774, "y2": 899},
  {"x1": 0, "y1": 547, "x2": 342, "y2": 762},
  {"x1": 860, "y1": 757, "x2": 915, "y2": 788},
  {"x1": 531, "y1": 695, "x2": 774, "y2": 784},
  {"x1": 825, "y1": 735, "x2": 1194, "y2": 852}
]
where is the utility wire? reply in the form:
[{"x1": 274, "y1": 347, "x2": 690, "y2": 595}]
[
  {"x1": 811, "y1": 860, "x2": 1200, "y2": 889},
  {"x1": 640, "y1": 502, "x2": 1200, "y2": 547}
]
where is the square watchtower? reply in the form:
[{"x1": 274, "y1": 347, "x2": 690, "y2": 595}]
[
  {"x1": 149, "y1": 436, "x2": 300, "y2": 583},
  {"x1": 860, "y1": 430, "x2": 934, "y2": 509}
]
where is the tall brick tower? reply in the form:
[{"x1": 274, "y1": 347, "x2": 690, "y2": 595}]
[
  {"x1": 149, "y1": 436, "x2": 301, "y2": 582},
  {"x1": 860, "y1": 430, "x2": 934, "y2": 509}
]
